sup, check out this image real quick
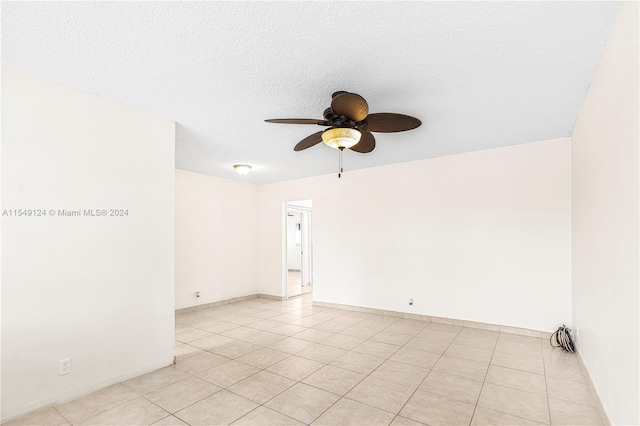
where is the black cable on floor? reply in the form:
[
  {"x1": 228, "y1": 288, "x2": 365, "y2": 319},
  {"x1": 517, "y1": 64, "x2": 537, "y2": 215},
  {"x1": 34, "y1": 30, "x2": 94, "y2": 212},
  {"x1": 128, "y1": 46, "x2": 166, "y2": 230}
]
[{"x1": 550, "y1": 324, "x2": 575, "y2": 352}]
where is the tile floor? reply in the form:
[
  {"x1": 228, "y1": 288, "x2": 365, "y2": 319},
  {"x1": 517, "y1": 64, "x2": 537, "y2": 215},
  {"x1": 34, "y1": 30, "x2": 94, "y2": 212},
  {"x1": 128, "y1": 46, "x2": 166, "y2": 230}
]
[
  {"x1": 287, "y1": 270, "x2": 312, "y2": 298},
  {"x1": 6, "y1": 295, "x2": 604, "y2": 426}
]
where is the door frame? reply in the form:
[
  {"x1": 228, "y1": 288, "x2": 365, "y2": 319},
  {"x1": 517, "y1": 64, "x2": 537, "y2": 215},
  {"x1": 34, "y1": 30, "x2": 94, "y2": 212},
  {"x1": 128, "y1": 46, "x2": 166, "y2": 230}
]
[{"x1": 283, "y1": 202, "x2": 313, "y2": 299}]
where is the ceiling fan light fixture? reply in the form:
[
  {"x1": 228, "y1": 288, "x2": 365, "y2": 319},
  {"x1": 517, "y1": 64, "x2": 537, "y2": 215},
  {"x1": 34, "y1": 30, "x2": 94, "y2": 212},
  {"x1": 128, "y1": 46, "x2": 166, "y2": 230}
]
[
  {"x1": 322, "y1": 128, "x2": 361, "y2": 150},
  {"x1": 233, "y1": 164, "x2": 252, "y2": 175}
]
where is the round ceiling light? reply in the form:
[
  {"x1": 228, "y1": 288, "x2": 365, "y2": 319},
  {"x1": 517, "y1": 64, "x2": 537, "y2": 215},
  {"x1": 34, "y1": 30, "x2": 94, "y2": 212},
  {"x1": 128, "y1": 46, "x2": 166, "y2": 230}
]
[
  {"x1": 321, "y1": 128, "x2": 361, "y2": 150},
  {"x1": 233, "y1": 164, "x2": 252, "y2": 175}
]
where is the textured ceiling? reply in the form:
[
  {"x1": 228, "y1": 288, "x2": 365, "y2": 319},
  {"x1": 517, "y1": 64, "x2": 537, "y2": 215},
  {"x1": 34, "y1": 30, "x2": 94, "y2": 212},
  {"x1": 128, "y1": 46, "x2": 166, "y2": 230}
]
[{"x1": 1, "y1": 1, "x2": 619, "y2": 184}]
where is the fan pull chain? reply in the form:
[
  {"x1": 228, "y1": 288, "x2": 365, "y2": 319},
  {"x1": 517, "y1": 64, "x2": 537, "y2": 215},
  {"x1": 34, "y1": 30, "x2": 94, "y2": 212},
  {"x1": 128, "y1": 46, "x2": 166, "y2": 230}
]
[{"x1": 338, "y1": 147, "x2": 344, "y2": 178}]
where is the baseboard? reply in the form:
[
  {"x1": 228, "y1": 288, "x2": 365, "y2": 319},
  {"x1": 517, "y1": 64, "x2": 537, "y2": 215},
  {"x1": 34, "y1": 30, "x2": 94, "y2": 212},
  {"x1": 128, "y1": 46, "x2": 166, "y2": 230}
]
[
  {"x1": 175, "y1": 294, "x2": 260, "y2": 313},
  {"x1": 312, "y1": 300, "x2": 553, "y2": 339},
  {"x1": 257, "y1": 293, "x2": 286, "y2": 301},
  {"x1": 1, "y1": 359, "x2": 172, "y2": 424},
  {"x1": 576, "y1": 351, "x2": 611, "y2": 426}
]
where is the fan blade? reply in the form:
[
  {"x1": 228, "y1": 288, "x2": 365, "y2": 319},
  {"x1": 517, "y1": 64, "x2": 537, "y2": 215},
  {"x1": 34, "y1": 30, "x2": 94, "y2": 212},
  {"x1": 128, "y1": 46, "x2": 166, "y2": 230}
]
[
  {"x1": 350, "y1": 131, "x2": 376, "y2": 153},
  {"x1": 294, "y1": 131, "x2": 324, "y2": 151},
  {"x1": 265, "y1": 118, "x2": 328, "y2": 125},
  {"x1": 365, "y1": 113, "x2": 421, "y2": 133},
  {"x1": 331, "y1": 93, "x2": 369, "y2": 122}
]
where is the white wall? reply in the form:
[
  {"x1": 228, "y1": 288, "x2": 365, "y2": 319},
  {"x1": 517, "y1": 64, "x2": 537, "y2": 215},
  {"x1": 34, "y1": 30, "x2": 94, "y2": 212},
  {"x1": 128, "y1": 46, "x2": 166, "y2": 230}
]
[
  {"x1": 259, "y1": 138, "x2": 572, "y2": 332},
  {"x1": 571, "y1": 2, "x2": 639, "y2": 424},
  {"x1": 1, "y1": 67, "x2": 176, "y2": 421},
  {"x1": 175, "y1": 169, "x2": 259, "y2": 309}
]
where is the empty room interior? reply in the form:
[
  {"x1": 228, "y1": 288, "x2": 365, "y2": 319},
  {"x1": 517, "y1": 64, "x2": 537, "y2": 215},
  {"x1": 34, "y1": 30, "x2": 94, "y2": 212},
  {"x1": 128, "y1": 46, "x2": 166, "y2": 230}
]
[{"x1": 1, "y1": 2, "x2": 639, "y2": 426}]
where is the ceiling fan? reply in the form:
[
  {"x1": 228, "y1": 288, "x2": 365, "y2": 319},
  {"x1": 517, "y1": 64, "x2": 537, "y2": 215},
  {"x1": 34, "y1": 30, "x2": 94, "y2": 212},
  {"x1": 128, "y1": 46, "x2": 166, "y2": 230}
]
[{"x1": 265, "y1": 91, "x2": 421, "y2": 177}]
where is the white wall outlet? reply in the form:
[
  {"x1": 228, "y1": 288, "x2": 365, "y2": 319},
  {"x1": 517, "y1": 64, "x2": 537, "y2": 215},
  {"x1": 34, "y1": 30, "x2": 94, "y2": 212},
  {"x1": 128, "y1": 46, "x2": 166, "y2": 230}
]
[{"x1": 59, "y1": 358, "x2": 71, "y2": 375}]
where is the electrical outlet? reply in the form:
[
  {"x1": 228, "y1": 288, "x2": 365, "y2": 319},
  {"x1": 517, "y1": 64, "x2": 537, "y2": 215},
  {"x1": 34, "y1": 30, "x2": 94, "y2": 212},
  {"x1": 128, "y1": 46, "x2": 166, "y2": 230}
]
[{"x1": 59, "y1": 358, "x2": 71, "y2": 375}]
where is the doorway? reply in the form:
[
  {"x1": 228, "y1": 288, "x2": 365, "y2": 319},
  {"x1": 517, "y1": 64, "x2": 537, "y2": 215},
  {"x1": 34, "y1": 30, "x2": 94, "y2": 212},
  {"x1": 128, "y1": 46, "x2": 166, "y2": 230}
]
[{"x1": 285, "y1": 200, "x2": 313, "y2": 298}]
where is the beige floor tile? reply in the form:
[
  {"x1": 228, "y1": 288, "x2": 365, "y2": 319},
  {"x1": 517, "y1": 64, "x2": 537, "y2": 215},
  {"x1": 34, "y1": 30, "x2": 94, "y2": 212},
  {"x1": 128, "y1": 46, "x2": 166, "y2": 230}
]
[
  {"x1": 485, "y1": 365, "x2": 547, "y2": 395},
  {"x1": 248, "y1": 320, "x2": 284, "y2": 331},
  {"x1": 294, "y1": 328, "x2": 336, "y2": 343},
  {"x1": 546, "y1": 376, "x2": 596, "y2": 407},
  {"x1": 56, "y1": 384, "x2": 139, "y2": 424},
  {"x1": 425, "y1": 323, "x2": 463, "y2": 334},
  {"x1": 478, "y1": 383, "x2": 550, "y2": 424},
  {"x1": 174, "y1": 351, "x2": 230, "y2": 375},
  {"x1": 175, "y1": 324, "x2": 196, "y2": 334},
  {"x1": 405, "y1": 336, "x2": 451, "y2": 355},
  {"x1": 400, "y1": 390, "x2": 475, "y2": 425},
  {"x1": 235, "y1": 347, "x2": 289, "y2": 369},
  {"x1": 209, "y1": 341, "x2": 261, "y2": 359},
  {"x1": 542, "y1": 347, "x2": 580, "y2": 367},
  {"x1": 545, "y1": 364, "x2": 587, "y2": 383},
  {"x1": 189, "y1": 334, "x2": 236, "y2": 351},
  {"x1": 174, "y1": 390, "x2": 258, "y2": 426},
  {"x1": 453, "y1": 334, "x2": 498, "y2": 350},
  {"x1": 383, "y1": 322, "x2": 425, "y2": 336},
  {"x1": 198, "y1": 321, "x2": 240, "y2": 334},
  {"x1": 297, "y1": 344, "x2": 347, "y2": 363},
  {"x1": 197, "y1": 360, "x2": 260, "y2": 388},
  {"x1": 174, "y1": 343, "x2": 204, "y2": 361},
  {"x1": 340, "y1": 325, "x2": 380, "y2": 339},
  {"x1": 151, "y1": 415, "x2": 189, "y2": 425},
  {"x1": 548, "y1": 398, "x2": 603, "y2": 425},
  {"x1": 346, "y1": 376, "x2": 414, "y2": 414},
  {"x1": 267, "y1": 355, "x2": 325, "y2": 381},
  {"x1": 232, "y1": 406, "x2": 304, "y2": 425},
  {"x1": 330, "y1": 351, "x2": 385, "y2": 374},
  {"x1": 268, "y1": 337, "x2": 315, "y2": 354},
  {"x1": 458, "y1": 328, "x2": 499, "y2": 340},
  {"x1": 122, "y1": 366, "x2": 190, "y2": 395},
  {"x1": 471, "y1": 406, "x2": 546, "y2": 425},
  {"x1": 352, "y1": 340, "x2": 401, "y2": 359},
  {"x1": 271, "y1": 313, "x2": 301, "y2": 323},
  {"x1": 227, "y1": 315, "x2": 259, "y2": 326},
  {"x1": 145, "y1": 376, "x2": 220, "y2": 413},
  {"x1": 312, "y1": 398, "x2": 395, "y2": 425},
  {"x1": 265, "y1": 383, "x2": 340, "y2": 424},
  {"x1": 419, "y1": 370, "x2": 482, "y2": 404},
  {"x1": 499, "y1": 334, "x2": 542, "y2": 347},
  {"x1": 390, "y1": 415, "x2": 427, "y2": 425},
  {"x1": 221, "y1": 326, "x2": 262, "y2": 340},
  {"x1": 175, "y1": 328, "x2": 214, "y2": 343},
  {"x1": 370, "y1": 331, "x2": 413, "y2": 346},
  {"x1": 416, "y1": 329, "x2": 459, "y2": 342},
  {"x1": 241, "y1": 331, "x2": 286, "y2": 346},
  {"x1": 302, "y1": 365, "x2": 366, "y2": 395},
  {"x1": 78, "y1": 397, "x2": 168, "y2": 426},
  {"x1": 292, "y1": 316, "x2": 329, "y2": 327},
  {"x1": 4, "y1": 407, "x2": 69, "y2": 426},
  {"x1": 432, "y1": 355, "x2": 488, "y2": 381},
  {"x1": 495, "y1": 340, "x2": 543, "y2": 360},
  {"x1": 228, "y1": 370, "x2": 295, "y2": 404},
  {"x1": 389, "y1": 347, "x2": 441, "y2": 369},
  {"x1": 370, "y1": 359, "x2": 430, "y2": 389},
  {"x1": 320, "y1": 333, "x2": 365, "y2": 350},
  {"x1": 491, "y1": 351, "x2": 545, "y2": 375},
  {"x1": 444, "y1": 343, "x2": 493, "y2": 364},
  {"x1": 314, "y1": 319, "x2": 352, "y2": 333},
  {"x1": 270, "y1": 323, "x2": 308, "y2": 336}
]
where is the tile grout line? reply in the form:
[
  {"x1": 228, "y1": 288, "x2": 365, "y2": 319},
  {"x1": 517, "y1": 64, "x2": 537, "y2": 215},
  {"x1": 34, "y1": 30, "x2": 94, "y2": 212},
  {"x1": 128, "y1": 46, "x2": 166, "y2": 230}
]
[
  {"x1": 289, "y1": 318, "x2": 410, "y2": 425},
  {"x1": 389, "y1": 323, "x2": 464, "y2": 425},
  {"x1": 467, "y1": 333, "x2": 498, "y2": 425}
]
